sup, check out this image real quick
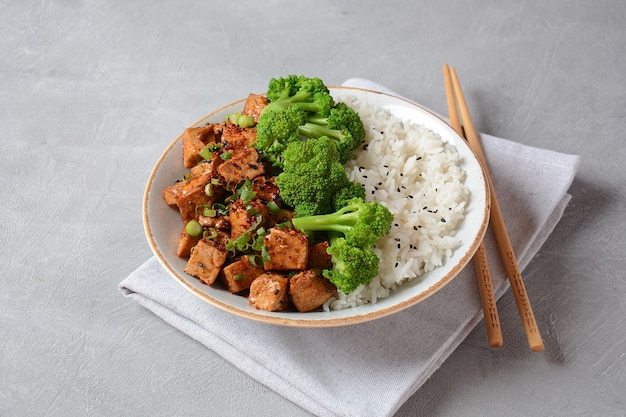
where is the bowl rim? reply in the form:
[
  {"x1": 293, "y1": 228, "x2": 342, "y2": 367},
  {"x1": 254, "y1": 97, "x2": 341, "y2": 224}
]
[{"x1": 142, "y1": 86, "x2": 490, "y2": 327}]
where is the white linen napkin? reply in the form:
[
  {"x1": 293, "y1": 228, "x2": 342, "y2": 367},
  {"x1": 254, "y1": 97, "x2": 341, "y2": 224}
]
[{"x1": 119, "y1": 79, "x2": 580, "y2": 417}]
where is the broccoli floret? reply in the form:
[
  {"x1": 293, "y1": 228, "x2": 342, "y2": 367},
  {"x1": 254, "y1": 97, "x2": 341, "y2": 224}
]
[
  {"x1": 263, "y1": 75, "x2": 334, "y2": 118},
  {"x1": 265, "y1": 74, "x2": 301, "y2": 101},
  {"x1": 297, "y1": 102, "x2": 366, "y2": 163},
  {"x1": 256, "y1": 101, "x2": 365, "y2": 167},
  {"x1": 254, "y1": 105, "x2": 307, "y2": 168},
  {"x1": 290, "y1": 197, "x2": 393, "y2": 247},
  {"x1": 322, "y1": 236, "x2": 381, "y2": 294},
  {"x1": 290, "y1": 197, "x2": 393, "y2": 294},
  {"x1": 275, "y1": 136, "x2": 352, "y2": 217},
  {"x1": 332, "y1": 180, "x2": 365, "y2": 211}
]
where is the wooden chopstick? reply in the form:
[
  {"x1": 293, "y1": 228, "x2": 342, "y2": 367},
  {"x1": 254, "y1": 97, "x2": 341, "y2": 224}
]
[
  {"x1": 443, "y1": 65, "x2": 503, "y2": 348},
  {"x1": 444, "y1": 64, "x2": 544, "y2": 352}
]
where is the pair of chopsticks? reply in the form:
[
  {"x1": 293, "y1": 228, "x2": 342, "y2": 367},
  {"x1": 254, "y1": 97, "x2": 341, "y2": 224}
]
[{"x1": 443, "y1": 64, "x2": 544, "y2": 352}]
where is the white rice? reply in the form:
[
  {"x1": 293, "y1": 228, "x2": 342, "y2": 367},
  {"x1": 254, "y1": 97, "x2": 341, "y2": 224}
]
[{"x1": 324, "y1": 96, "x2": 469, "y2": 311}]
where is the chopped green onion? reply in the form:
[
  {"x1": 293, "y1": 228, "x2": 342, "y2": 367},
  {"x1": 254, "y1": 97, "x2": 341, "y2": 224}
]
[
  {"x1": 220, "y1": 152, "x2": 232, "y2": 161},
  {"x1": 226, "y1": 112, "x2": 255, "y2": 128},
  {"x1": 185, "y1": 220, "x2": 202, "y2": 237},
  {"x1": 236, "y1": 180, "x2": 252, "y2": 196},
  {"x1": 227, "y1": 232, "x2": 252, "y2": 253},
  {"x1": 203, "y1": 227, "x2": 218, "y2": 240},
  {"x1": 204, "y1": 183, "x2": 214, "y2": 197},
  {"x1": 266, "y1": 200, "x2": 280, "y2": 214},
  {"x1": 202, "y1": 207, "x2": 217, "y2": 217},
  {"x1": 235, "y1": 232, "x2": 251, "y2": 248},
  {"x1": 240, "y1": 188, "x2": 256, "y2": 203},
  {"x1": 249, "y1": 213, "x2": 263, "y2": 231},
  {"x1": 261, "y1": 244, "x2": 270, "y2": 264},
  {"x1": 251, "y1": 234, "x2": 264, "y2": 251},
  {"x1": 249, "y1": 254, "x2": 263, "y2": 268},
  {"x1": 237, "y1": 115, "x2": 255, "y2": 128},
  {"x1": 211, "y1": 178, "x2": 220, "y2": 185},
  {"x1": 233, "y1": 274, "x2": 246, "y2": 281},
  {"x1": 212, "y1": 202, "x2": 229, "y2": 216},
  {"x1": 199, "y1": 143, "x2": 222, "y2": 161},
  {"x1": 199, "y1": 146, "x2": 213, "y2": 161},
  {"x1": 274, "y1": 220, "x2": 291, "y2": 229},
  {"x1": 195, "y1": 204, "x2": 209, "y2": 216}
]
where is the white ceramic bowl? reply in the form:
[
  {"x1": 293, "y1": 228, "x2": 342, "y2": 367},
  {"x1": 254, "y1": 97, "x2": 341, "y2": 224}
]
[{"x1": 143, "y1": 87, "x2": 490, "y2": 327}]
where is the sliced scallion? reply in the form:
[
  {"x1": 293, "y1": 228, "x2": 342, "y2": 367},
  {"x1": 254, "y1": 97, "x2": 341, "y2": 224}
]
[
  {"x1": 185, "y1": 220, "x2": 202, "y2": 237},
  {"x1": 266, "y1": 200, "x2": 280, "y2": 214}
]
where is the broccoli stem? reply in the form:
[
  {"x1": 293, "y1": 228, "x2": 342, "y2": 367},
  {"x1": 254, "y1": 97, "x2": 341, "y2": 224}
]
[
  {"x1": 298, "y1": 123, "x2": 343, "y2": 141},
  {"x1": 263, "y1": 90, "x2": 316, "y2": 114},
  {"x1": 291, "y1": 203, "x2": 359, "y2": 234}
]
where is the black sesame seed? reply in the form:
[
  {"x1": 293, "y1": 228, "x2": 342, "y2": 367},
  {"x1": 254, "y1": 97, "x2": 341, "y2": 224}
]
[{"x1": 441, "y1": 218, "x2": 447, "y2": 222}]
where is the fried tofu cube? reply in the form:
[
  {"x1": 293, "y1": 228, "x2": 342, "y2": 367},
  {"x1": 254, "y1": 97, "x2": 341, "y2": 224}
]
[
  {"x1": 164, "y1": 159, "x2": 223, "y2": 209},
  {"x1": 228, "y1": 199, "x2": 269, "y2": 239},
  {"x1": 251, "y1": 176, "x2": 281, "y2": 203},
  {"x1": 190, "y1": 157, "x2": 221, "y2": 178},
  {"x1": 217, "y1": 147, "x2": 265, "y2": 185},
  {"x1": 263, "y1": 228, "x2": 308, "y2": 271},
  {"x1": 307, "y1": 241, "x2": 333, "y2": 269},
  {"x1": 163, "y1": 180, "x2": 186, "y2": 207},
  {"x1": 289, "y1": 270, "x2": 337, "y2": 312},
  {"x1": 248, "y1": 273, "x2": 290, "y2": 311},
  {"x1": 220, "y1": 123, "x2": 257, "y2": 150},
  {"x1": 221, "y1": 256, "x2": 264, "y2": 294},
  {"x1": 182, "y1": 124, "x2": 220, "y2": 168},
  {"x1": 242, "y1": 93, "x2": 269, "y2": 122},
  {"x1": 184, "y1": 240, "x2": 227, "y2": 286},
  {"x1": 175, "y1": 173, "x2": 213, "y2": 222},
  {"x1": 176, "y1": 222, "x2": 201, "y2": 258}
]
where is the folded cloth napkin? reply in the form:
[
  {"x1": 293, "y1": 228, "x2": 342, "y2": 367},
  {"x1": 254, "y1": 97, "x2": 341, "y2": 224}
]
[{"x1": 119, "y1": 79, "x2": 580, "y2": 417}]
